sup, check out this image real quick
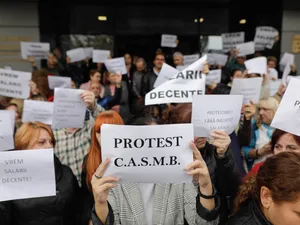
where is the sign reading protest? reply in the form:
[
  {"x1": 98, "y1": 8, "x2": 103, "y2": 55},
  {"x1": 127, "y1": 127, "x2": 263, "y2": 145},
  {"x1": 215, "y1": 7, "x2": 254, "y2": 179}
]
[
  {"x1": 145, "y1": 55, "x2": 207, "y2": 105},
  {"x1": 271, "y1": 78, "x2": 300, "y2": 136},
  {"x1": 52, "y1": 88, "x2": 86, "y2": 129},
  {"x1": 230, "y1": 77, "x2": 263, "y2": 104},
  {"x1": 222, "y1": 32, "x2": 245, "y2": 52},
  {"x1": 192, "y1": 95, "x2": 243, "y2": 137},
  {"x1": 20, "y1": 42, "x2": 50, "y2": 60},
  {"x1": 101, "y1": 124, "x2": 194, "y2": 183},
  {"x1": 0, "y1": 69, "x2": 32, "y2": 99},
  {"x1": 254, "y1": 26, "x2": 279, "y2": 50},
  {"x1": 22, "y1": 100, "x2": 54, "y2": 125},
  {"x1": 161, "y1": 34, "x2": 178, "y2": 48},
  {"x1": 0, "y1": 149, "x2": 56, "y2": 202},
  {"x1": 48, "y1": 76, "x2": 71, "y2": 90},
  {"x1": 245, "y1": 57, "x2": 267, "y2": 75},
  {"x1": 104, "y1": 57, "x2": 127, "y2": 75},
  {"x1": 0, "y1": 110, "x2": 15, "y2": 151},
  {"x1": 92, "y1": 50, "x2": 110, "y2": 63},
  {"x1": 153, "y1": 63, "x2": 179, "y2": 88},
  {"x1": 66, "y1": 48, "x2": 86, "y2": 63}
]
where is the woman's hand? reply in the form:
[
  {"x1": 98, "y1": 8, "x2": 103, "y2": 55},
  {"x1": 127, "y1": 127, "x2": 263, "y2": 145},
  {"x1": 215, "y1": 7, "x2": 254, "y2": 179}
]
[
  {"x1": 201, "y1": 62, "x2": 209, "y2": 75},
  {"x1": 258, "y1": 143, "x2": 272, "y2": 157},
  {"x1": 81, "y1": 91, "x2": 96, "y2": 110},
  {"x1": 210, "y1": 130, "x2": 231, "y2": 157},
  {"x1": 277, "y1": 83, "x2": 286, "y2": 97},
  {"x1": 185, "y1": 141, "x2": 211, "y2": 188},
  {"x1": 29, "y1": 80, "x2": 39, "y2": 95}
]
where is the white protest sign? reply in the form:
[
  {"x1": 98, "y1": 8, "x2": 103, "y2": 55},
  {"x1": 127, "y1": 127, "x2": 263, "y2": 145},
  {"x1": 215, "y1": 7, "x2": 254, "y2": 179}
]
[
  {"x1": 205, "y1": 69, "x2": 222, "y2": 85},
  {"x1": 269, "y1": 79, "x2": 282, "y2": 96},
  {"x1": 230, "y1": 77, "x2": 263, "y2": 104},
  {"x1": 20, "y1": 42, "x2": 50, "y2": 60},
  {"x1": 101, "y1": 124, "x2": 193, "y2": 183},
  {"x1": 268, "y1": 68, "x2": 278, "y2": 80},
  {"x1": 271, "y1": 78, "x2": 300, "y2": 136},
  {"x1": 0, "y1": 69, "x2": 31, "y2": 99},
  {"x1": 222, "y1": 32, "x2": 245, "y2": 52},
  {"x1": 104, "y1": 57, "x2": 127, "y2": 75},
  {"x1": 0, "y1": 149, "x2": 56, "y2": 202},
  {"x1": 280, "y1": 53, "x2": 295, "y2": 72},
  {"x1": 286, "y1": 75, "x2": 300, "y2": 85},
  {"x1": 83, "y1": 47, "x2": 94, "y2": 58},
  {"x1": 48, "y1": 76, "x2": 71, "y2": 90},
  {"x1": 154, "y1": 63, "x2": 179, "y2": 88},
  {"x1": 52, "y1": 88, "x2": 86, "y2": 129},
  {"x1": 254, "y1": 26, "x2": 278, "y2": 49},
  {"x1": 161, "y1": 34, "x2": 178, "y2": 48},
  {"x1": 66, "y1": 48, "x2": 86, "y2": 63},
  {"x1": 245, "y1": 57, "x2": 267, "y2": 75},
  {"x1": 176, "y1": 65, "x2": 189, "y2": 71},
  {"x1": 145, "y1": 55, "x2": 207, "y2": 105},
  {"x1": 282, "y1": 63, "x2": 291, "y2": 86},
  {"x1": 212, "y1": 53, "x2": 228, "y2": 66},
  {"x1": 192, "y1": 95, "x2": 243, "y2": 137},
  {"x1": 207, "y1": 36, "x2": 223, "y2": 50},
  {"x1": 0, "y1": 110, "x2": 14, "y2": 151},
  {"x1": 236, "y1": 41, "x2": 255, "y2": 56},
  {"x1": 92, "y1": 50, "x2": 111, "y2": 63},
  {"x1": 22, "y1": 100, "x2": 54, "y2": 125},
  {"x1": 183, "y1": 54, "x2": 200, "y2": 65}
]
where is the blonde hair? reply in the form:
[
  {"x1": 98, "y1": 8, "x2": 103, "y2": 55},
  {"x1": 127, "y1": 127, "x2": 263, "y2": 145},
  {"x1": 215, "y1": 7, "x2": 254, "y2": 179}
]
[
  {"x1": 15, "y1": 122, "x2": 55, "y2": 150},
  {"x1": 256, "y1": 97, "x2": 279, "y2": 127}
]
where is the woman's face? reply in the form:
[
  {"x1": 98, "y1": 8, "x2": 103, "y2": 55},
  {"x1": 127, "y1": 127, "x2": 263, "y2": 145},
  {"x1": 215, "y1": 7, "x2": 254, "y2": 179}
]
[
  {"x1": 28, "y1": 128, "x2": 54, "y2": 149},
  {"x1": 107, "y1": 73, "x2": 117, "y2": 83},
  {"x1": 91, "y1": 72, "x2": 101, "y2": 83},
  {"x1": 274, "y1": 133, "x2": 300, "y2": 155},
  {"x1": 259, "y1": 107, "x2": 274, "y2": 125},
  {"x1": 194, "y1": 137, "x2": 207, "y2": 149}
]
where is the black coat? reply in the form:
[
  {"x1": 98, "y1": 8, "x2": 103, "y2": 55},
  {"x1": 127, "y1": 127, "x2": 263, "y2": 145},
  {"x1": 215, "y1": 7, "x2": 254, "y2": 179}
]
[
  {"x1": 226, "y1": 198, "x2": 271, "y2": 225},
  {"x1": 0, "y1": 156, "x2": 82, "y2": 225}
]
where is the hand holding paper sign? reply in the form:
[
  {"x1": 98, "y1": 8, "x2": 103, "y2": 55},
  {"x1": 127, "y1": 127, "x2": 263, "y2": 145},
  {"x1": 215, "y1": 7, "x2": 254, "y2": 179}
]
[
  {"x1": 210, "y1": 130, "x2": 231, "y2": 158},
  {"x1": 81, "y1": 91, "x2": 96, "y2": 110}
]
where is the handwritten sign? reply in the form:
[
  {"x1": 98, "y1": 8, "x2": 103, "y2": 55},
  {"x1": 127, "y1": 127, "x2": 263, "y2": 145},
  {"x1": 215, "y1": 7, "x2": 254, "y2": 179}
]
[
  {"x1": 20, "y1": 42, "x2": 50, "y2": 59},
  {"x1": 245, "y1": 57, "x2": 267, "y2": 75},
  {"x1": 92, "y1": 50, "x2": 111, "y2": 63},
  {"x1": 101, "y1": 124, "x2": 193, "y2": 183},
  {"x1": 66, "y1": 48, "x2": 86, "y2": 63},
  {"x1": 192, "y1": 95, "x2": 243, "y2": 137},
  {"x1": 145, "y1": 55, "x2": 207, "y2": 105},
  {"x1": 254, "y1": 26, "x2": 278, "y2": 49},
  {"x1": 0, "y1": 149, "x2": 56, "y2": 201},
  {"x1": 236, "y1": 42, "x2": 255, "y2": 56},
  {"x1": 222, "y1": 32, "x2": 245, "y2": 52},
  {"x1": 0, "y1": 69, "x2": 32, "y2": 99},
  {"x1": 0, "y1": 110, "x2": 15, "y2": 151},
  {"x1": 230, "y1": 77, "x2": 263, "y2": 104},
  {"x1": 161, "y1": 34, "x2": 178, "y2": 48},
  {"x1": 104, "y1": 57, "x2": 127, "y2": 75},
  {"x1": 22, "y1": 100, "x2": 54, "y2": 125},
  {"x1": 52, "y1": 88, "x2": 86, "y2": 129}
]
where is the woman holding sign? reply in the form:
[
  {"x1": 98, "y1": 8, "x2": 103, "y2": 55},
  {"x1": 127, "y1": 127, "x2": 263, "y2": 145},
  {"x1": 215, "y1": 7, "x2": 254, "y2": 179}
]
[
  {"x1": 90, "y1": 116, "x2": 220, "y2": 225},
  {"x1": 0, "y1": 122, "x2": 81, "y2": 225}
]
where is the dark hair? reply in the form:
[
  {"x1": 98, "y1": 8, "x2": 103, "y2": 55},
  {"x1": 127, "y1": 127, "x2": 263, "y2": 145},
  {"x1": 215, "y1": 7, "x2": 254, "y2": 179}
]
[
  {"x1": 267, "y1": 56, "x2": 277, "y2": 64},
  {"x1": 126, "y1": 115, "x2": 157, "y2": 126},
  {"x1": 89, "y1": 69, "x2": 101, "y2": 77},
  {"x1": 271, "y1": 129, "x2": 300, "y2": 152},
  {"x1": 230, "y1": 69, "x2": 242, "y2": 77},
  {"x1": 211, "y1": 83, "x2": 231, "y2": 95},
  {"x1": 168, "y1": 103, "x2": 192, "y2": 124},
  {"x1": 154, "y1": 53, "x2": 165, "y2": 60},
  {"x1": 234, "y1": 152, "x2": 300, "y2": 212}
]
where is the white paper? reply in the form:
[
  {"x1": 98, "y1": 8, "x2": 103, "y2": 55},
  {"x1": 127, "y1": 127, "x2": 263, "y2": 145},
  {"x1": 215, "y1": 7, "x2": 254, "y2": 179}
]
[
  {"x1": 101, "y1": 124, "x2": 193, "y2": 183},
  {"x1": 222, "y1": 32, "x2": 245, "y2": 52},
  {"x1": 104, "y1": 57, "x2": 127, "y2": 75},
  {"x1": 20, "y1": 42, "x2": 50, "y2": 60},
  {"x1": 207, "y1": 36, "x2": 223, "y2": 50},
  {"x1": 92, "y1": 50, "x2": 111, "y2": 63},
  {"x1": 154, "y1": 63, "x2": 179, "y2": 88},
  {"x1": 279, "y1": 53, "x2": 295, "y2": 68},
  {"x1": 206, "y1": 69, "x2": 222, "y2": 85},
  {"x1": 268, "y1": 68, "x2": 278, "y2": 80},
  {"x1": 271, "y1": 78, "x2": 300, "y2": 136},
  {"x1": 4, "y1": 66, "x2": 12, "y2": 70},
  {"x1": 286, "y1": 75, "x2": 300, "y2": 85},
  {"x1": 245, "y1": 57, "x2": 267, "y2": 75},
  {"x1": 161, "y1": 34, "x2": 178, "y2": 48},
  {"x1": 84, "y1": 47, "x2": 94, "y2": 58},
  {"x1": 236, "y1": 41, "x2": 255, "y2": 56},
  {"x1": 145, "y1": 55, "x2": 207, "y2": 105},
  {"x1": 48, "y1": 76, "x2": 71, "y2": 90},
  {"x1": 230, "y1": 77, "x2": 263, "y2": 104},
  {"x1": 0, "y1": 110, "x2": 14, "y2": 151},
  {"x1": 22, "y1": 100, "x2": 54, "y2": 125},
  {"x1": 269, "y1": 79, "x2": 282, "y2": 96},
  {"x1": 52, "y1": 88, "x2": 86, "y2": 129},
  {"x1": 176, "y1": 65, "x2": 189, "y2": 71},
  {"x1": 0, "y1": 69, "x2": 32, "y2": 99},
  {"x1": 254, "y1": 26, "x2": 278, "y2": 49},
  {"x1": 66, "y1": 48, "x2": 86, "y2": 63},
  {"x1": 282, "y1": 63, "x2": 291, "y2": 86},
  {"x1": 183, "y1": 54, "x2": 200, "y2": 65},
  {"x1": 0, "y1": 149, "x2": 56, "y2": 202},
  {"x1": 212, "y1": 53, "x2": 228, "y2": 66},
  {"x1": 192, "y1": 95, "x2": 243, "y2": 137}
]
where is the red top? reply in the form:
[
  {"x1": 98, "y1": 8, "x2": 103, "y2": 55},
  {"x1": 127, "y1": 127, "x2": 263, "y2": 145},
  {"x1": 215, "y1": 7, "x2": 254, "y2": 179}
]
[{"x1": 248, "y1": 162, "x2": 264, "y2": 177}]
